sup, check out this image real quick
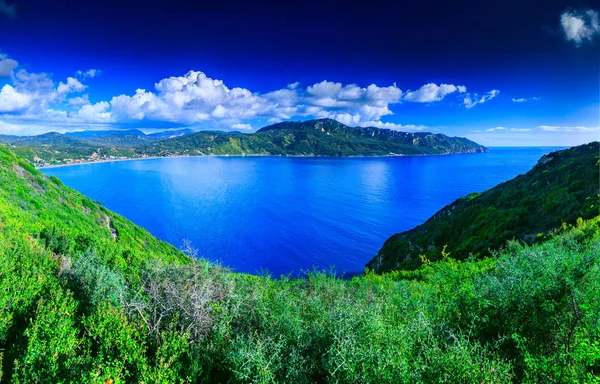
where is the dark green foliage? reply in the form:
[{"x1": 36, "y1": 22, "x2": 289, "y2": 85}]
[
  {"x1": 2, "y1": 119, "x2": 487, "y2": 166},
  {"x1": 0, "y1": 144, "x2": 598, "y2": 382},
  {"x1": 369, "y1": 141, "x2": 600, "y2": 272},
  {"x1": 141, "y1": 118, "x2": 488, "y2": 157}
]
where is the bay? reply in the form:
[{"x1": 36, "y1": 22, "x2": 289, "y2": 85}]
[{"x1": 43, "y1": 147, "x2": 561, "y2": 276}]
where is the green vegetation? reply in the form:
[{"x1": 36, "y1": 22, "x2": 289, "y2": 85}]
[
  {"x1": 0, "y1": 132, "x2": 137, "y2": 167},
  {"x1": 0, "y1": 119, "x2": 487, "y2": 167},
  {"x1": 142, "y1": 118, "x2": 488, "y2": 157},
  {"x1": 0, "y1": 129, "x2": 190, "y2": 167},
  {"x1": 369, "y1": 142, "x2": 600, "y2": 272},
  {"x1": 1, "y1": 143, "x2": 599, "y2": 382}
]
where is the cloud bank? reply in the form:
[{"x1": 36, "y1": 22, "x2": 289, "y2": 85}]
[{"x1": 0, "y1": 53, "x2": 502, "y2": 134}]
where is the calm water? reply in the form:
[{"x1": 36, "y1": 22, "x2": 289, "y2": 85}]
[{"x1": 43, "y1": 147, "x2": 560, "y2": 276}]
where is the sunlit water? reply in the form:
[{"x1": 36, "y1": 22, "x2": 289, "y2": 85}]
[{"x1": 43, "y1": 147, "x2": 560, "y2": 276}]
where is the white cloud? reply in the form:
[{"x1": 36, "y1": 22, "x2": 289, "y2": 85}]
[
  {"x1": 0, "y1": 58, "x2": 18, "y2": 77},
  {"x1": 539, "y1": 125, "x2": 600, "y2": 132},
  {"x1": 0, "y1": 52, "x2": 500, "y2": 135},
  {"x1": 0, "y1": 0, "x2": 16, "y2": 19},
  {"x1": 70, "y1": 101, "x2": 112, "y2": 123},
  {"x1": 76, "y1": 69, "x2": 101, "y2": 78},
  {"x1": 484, "y1": 125, "x2": 598, "y2": 133},
  {"x1": 57, "y1": 77, "x2": 87, "y2": 94},
  {"x1": 232, "y1": 123, "x2": 253, "y2": 130},
  {"x1": 403, "y1": 83, "x2": 465, "y2": 103},
  {"x1": 68, "y1": 94, "x2": 90, "y2": 106},
  {"x1": 107, "y1": 73, "x2": 405, "y2": 128},
  {"x1": 486, "y1": 127, "x2": 532, "y2": 132},
  {"x1": 464, "y1": 89, "x2": 499, "y2": 109},
  {"x1": 360, "y1": 121, "x2": 426, "y2": 131},
  {"x1": 10, "y1": 70, "x2": 60, "y2": 113},
  {"x1": 560, "y1": 9, "x2": 600, "y2": 46},
  {"x1": 0, "y1": 85, "x2": 32, "y2": 112},
  {"x1": 511, "y1": 97, "x2": 539, "y2": 103},
  {"x1": 0, "y1": 66, "x2": 100, "y2": 126}
]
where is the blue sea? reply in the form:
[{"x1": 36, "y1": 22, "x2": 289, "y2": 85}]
[{"x1": 43, "y1": 147, "x2": 561, "y2": 276}]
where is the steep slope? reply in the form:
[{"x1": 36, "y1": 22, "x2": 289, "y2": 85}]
[
  {"x1": 367, "y1": 141, "x2": 600, "y2": 272},
  {"x1": 0, "y1": 145, "x2": 187, "y2": 272},
  {"x1": 142, "y1": 118, "x2": 488, "y2": 156}
]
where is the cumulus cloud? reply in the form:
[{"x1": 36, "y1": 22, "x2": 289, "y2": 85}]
[
  {"x1": 68, "y1": 95, "x2": 90, "y2": 106},
  {"x1": 463, "y1": 89, "x2": 500, "y2": 109},
  {"x1": 403, "y1": 83, "x2": 465, "y2": 103},
  {"x1": 9, "y1": 70, "x2": 59, "y2": 113},
  {"x1": 105, "y1": 73, "x2": 406, "y2": 128},
  {"x1": 0, "y1": 52, "x2": 500, "y2": 134},
  {"x1": 0, "y1": 0, "x2": 16, "y2": 19},
  {"x1": 560, "y1": 9, "x2": 600, "y2": 46},
  {"x1": 0, "y1": 85, "x2": 32, "y2": 112},
  {"x1": 360, "y1": 121, "x2": 426, "y2": 131},
  {"x1": 57, "y1": 77, "x2": 87, "y2": 94},
  {"x1": 71, "y1": 101, "x2": 112, "y2": 123},
  {"x1": 0, "y1": 66, "x2": 100, "y2": 125},
  {"x1": 232, "y1": 123, "x2": 253, "y2": 130}
]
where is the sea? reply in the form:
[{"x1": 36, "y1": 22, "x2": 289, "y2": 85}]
[{"x1": 43, "y1": 147, "x2": 561, "y2": 276}]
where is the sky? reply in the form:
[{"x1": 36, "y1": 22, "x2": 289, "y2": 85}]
[{"x1": 0, "y1": 0, "x2": 598, "y2": 146}]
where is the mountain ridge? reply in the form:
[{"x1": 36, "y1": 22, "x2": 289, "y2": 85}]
[
  {"x1": 141, "y1": 118, "x2": 488, "y2": 158},
  {"x1": 0, "y1": 119, "x2": 487, "y2": 167}
]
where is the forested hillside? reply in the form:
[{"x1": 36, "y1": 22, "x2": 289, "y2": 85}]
[
  {"x1": 368, "y1": 142, "x2": 600, "y2": 272},
  {"x1": 142, "y1": 118, "x2": 488, "y2": 157},
  {"x1": 0, "y1": 119, "x2": 487, "y2": 167}
]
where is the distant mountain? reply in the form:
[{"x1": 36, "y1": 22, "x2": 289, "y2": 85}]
[
  {"x1": 67, "y1": 128, "x2": 194, "y2": 147},
  {"x1": 0, "y1": 132, "x2": 89, "y2": 147},
  {"x1": 2, "y1": 119, "x2": 487, "y2": 166},
  {"x1": 67, "y1": 128, "x2": 192, "y2": 140},
  {"x1": 142, "y1": 119, "x2": 488, "y2": 157},
  {"x1": 66, "y1": 129, "x2": 147, "y2": 139},
  {"x1": 146, "y1": 128, "x2": 194, "y2": 139},
  {"x1": 367, "y1": 142, "x2": 600, "y2": 273}
]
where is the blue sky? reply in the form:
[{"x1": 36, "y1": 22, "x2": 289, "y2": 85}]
[{"x1": 0, "y1": 0, "x2": 598, "y2": 146}]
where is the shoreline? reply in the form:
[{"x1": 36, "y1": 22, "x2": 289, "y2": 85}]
[{"x1": 37, "y1": 151, "x2": 488, "y2": 169}]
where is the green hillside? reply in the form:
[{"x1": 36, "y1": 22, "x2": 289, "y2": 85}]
[
  {"x1": 368, "y1": 142, "x2": 600, "y2": 272},
  {"x1": 142, "y1": 118, "x2": 488, "y2": 157},
  {"x1": 0, "y1": 144, "x2": 599, "y2": 382},
  {"x1": 1, "y1": 119, "x2": 487, "y2": 167}
]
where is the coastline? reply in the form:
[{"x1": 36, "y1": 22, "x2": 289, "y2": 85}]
[
  {"x1": 38, "y1": 156, "x2": 178, "y2": 169},
  {"x1": 37, "y1": 150, "x2": 488, "y2": 169}
]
